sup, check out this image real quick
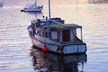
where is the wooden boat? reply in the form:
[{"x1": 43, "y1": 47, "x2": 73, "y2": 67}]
[{"x1": 27, "y1": 0, "x2": 87, "y2": 55}]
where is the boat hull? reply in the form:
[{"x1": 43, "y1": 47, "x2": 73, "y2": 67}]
[
  {"x1": 31, "y1": 37, "x2": 87, "y2": 55},
  {"x1": 24, "y1": 6, "x2": 43, "y2": 12}
]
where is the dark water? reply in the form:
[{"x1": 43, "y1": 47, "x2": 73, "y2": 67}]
[
  {"x1": 0, "y1": 0, "x2": 108, "y2": 72},
  {"x1": 31, "y1": 47, "x2": 87, "y2": 72}
]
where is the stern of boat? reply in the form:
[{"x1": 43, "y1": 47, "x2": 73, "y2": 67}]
[{"x1": 57, "y1": 43, "x2": 87, "y2": 55}]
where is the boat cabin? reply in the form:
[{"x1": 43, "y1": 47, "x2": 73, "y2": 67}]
[
  {"x1": 47, "y1": 24, "x2": 83, "y2": 43},
  {"x1": 30, "y1": 18, "x2": 83, "y2": 43}
]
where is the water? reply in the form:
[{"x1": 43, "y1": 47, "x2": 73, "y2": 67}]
[
  {"x1": 0, "y1": 0, "x2": 108, "y2": 72},
  {"x1": 31, "y1": 48, "x2": 87, "y2": 72}
]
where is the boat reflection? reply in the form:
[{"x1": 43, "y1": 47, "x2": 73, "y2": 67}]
[{"x1": 31, "y1": 46, "x2": 87, "y2": 72}]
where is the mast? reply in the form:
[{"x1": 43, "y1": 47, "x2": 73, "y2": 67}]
[
  {"x1": 48, "y1": 0, "x2": 51, "y2": 19},
  {"x1": 34, "y1": 0, "x2": 37, "y2": 6}
]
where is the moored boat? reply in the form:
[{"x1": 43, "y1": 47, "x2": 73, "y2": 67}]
[
  {"x1": 27, "y1": 0, "x2": 87, "y2": 55},
  {"x1": 22, "y1": 0, "x2": 43, "y2": 12},
  {"x1": 28, "y1": 18, "x2": 87, "y2": 55}
]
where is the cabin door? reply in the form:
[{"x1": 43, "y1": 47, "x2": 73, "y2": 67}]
[{"x1": 62, "y1": 30, "x2": 70, "y2": 42}]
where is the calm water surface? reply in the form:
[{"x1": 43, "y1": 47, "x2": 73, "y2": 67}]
[{"x1": 0, "y1": 0, "x2": 108, "y2": 72}]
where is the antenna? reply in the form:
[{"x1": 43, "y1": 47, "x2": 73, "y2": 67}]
[{"x1": 48, "y1": 0, "x2": 51, "y2": 19}]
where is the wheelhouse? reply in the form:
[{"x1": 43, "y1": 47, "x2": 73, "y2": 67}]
[{"x1": 49, "y1": 24, "x2": 83, "y2": 43}]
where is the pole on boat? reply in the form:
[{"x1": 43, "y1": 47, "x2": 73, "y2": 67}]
[
  {"x1": 48, "y1": 0, "x2": 51, "y2": 19},
  {"x1": 34, "y1": 0, "x2": 37, "y2": 7}
]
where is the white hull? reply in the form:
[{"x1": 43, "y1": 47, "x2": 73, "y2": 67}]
[
  {"x1": 24, "y1": 6, "x2": 43, "y2": 12},
  {"x1": 31, "y1": 35, "x2": 87, "y2": 55}
]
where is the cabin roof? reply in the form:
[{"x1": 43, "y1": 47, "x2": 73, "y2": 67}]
[
  {"x1": 31, "y1": 19, "x2": 82, "y2": 29},
  {"x1": 49, "y1": 24, "x2": 82, "y2": 29}
]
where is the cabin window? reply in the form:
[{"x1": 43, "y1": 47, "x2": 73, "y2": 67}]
[
  {"x1": 35, "y1": 30, "x2": 38, "y2": 34},
  {"x1": 62, "y1": 30, "x2": 70, "y2": 42},
  {"x1": 45, "y1": 32, "x2": 48, "y2": 37},
  {"x1": 38, "y1": 31, "x2": 41, "y2": 36},
  {"x1": 40, "y1": 31, "x2": 43, "y2": 36},
  {"x1": 51, "y1": 31, "x2": 58, "y2": 41},
  {"x1": 43, "y1": 32, "x2": 44, "y2": 36},
  {"x1": 70, "y1": 29, "x2": 76, "y2": 42}
]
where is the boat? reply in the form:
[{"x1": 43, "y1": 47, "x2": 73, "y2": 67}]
[
  {"x1": 22, "y1": 0, "x2": 43, "y2": 12},
  {"x1": 27, "y1": 0, "x2": 87, "y2": 55}
]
